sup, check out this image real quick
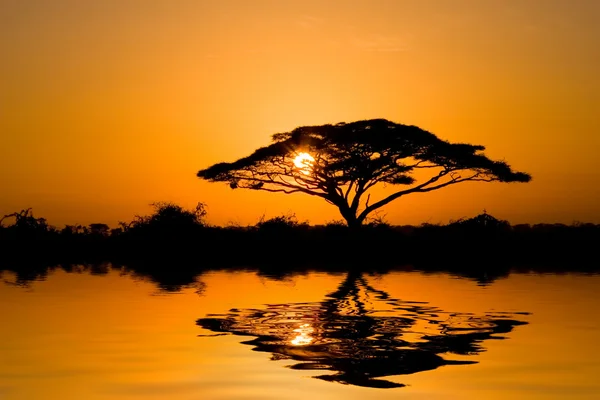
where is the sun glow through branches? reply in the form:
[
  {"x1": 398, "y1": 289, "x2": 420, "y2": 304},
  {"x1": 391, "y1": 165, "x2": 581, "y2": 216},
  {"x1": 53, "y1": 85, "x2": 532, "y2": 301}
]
[{"x1": 293, "y1": 152, "x2": 314, "y2": 175}]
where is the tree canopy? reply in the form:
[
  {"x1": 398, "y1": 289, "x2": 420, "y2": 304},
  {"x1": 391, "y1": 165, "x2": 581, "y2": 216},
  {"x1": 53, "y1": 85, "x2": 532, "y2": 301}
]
[{"x1": 197, "y1": 119, "x2": 531, "y2": 227}]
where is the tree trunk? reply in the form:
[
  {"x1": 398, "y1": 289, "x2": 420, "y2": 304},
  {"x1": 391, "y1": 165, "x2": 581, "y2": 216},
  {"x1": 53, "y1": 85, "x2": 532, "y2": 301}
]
[
  {"x1": 346, "y1": 219, "x2": 361, "y2": 229},
  {"x1": 338, "y1": 203, "x2": 366, "y2": 229},
  {"x1": 342, "y1": 212, "x2": 362, "y2": 230}
]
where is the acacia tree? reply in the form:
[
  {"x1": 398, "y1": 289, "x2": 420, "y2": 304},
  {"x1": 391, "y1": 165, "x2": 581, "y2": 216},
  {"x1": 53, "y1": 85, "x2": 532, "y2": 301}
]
[{"x1": 197, "y1": 119, "x2": 531, "y2": 228}]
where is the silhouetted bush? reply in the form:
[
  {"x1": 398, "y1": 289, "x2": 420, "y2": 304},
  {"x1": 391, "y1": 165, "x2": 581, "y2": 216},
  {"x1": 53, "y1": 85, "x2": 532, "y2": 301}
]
[{"x1": 255, "y1": 213, "x2": 308, "y2": 232}]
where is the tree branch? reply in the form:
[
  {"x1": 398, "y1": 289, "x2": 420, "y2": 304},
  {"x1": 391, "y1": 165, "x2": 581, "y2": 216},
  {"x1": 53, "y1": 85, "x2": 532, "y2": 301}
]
[
  {"x1": 344, "y1": 181, "x2": 355, "y2": 200},
  {"x1": 258, "y1": 187, "x2": 307, "y2": 194},
  {"x1": 356, "y1": 170, "x2": 487, "y2": 222},
  {"x1": 231, "y1": 175, "x2": 329, "y2": 199},
  {"x1": 349, "y1": 181, "x2": 366, "y2": 213}
]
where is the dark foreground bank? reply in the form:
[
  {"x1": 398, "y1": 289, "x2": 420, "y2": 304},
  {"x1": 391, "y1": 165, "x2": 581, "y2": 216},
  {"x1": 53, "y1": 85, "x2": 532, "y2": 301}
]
[{"x1": 1, "y1": 207, "x2": 599, "y2": 289}]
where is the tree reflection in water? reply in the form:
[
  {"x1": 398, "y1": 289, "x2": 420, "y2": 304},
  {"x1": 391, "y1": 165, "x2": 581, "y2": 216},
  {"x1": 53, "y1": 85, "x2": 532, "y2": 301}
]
[{"x1": 197, "y1": 272, "x2": 529, "y2": 388}]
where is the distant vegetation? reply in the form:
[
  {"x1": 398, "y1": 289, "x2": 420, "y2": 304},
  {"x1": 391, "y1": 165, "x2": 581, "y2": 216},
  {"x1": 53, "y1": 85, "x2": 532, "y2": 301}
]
[{"x1": 1, "y1": 203, "x2": 598, "y2": 269}]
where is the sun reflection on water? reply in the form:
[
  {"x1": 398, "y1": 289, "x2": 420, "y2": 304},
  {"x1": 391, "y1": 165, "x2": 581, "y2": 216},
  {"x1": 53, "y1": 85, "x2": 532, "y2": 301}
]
[{"x1": 291, "y1": 323, "x2": 314, "y2": 346}]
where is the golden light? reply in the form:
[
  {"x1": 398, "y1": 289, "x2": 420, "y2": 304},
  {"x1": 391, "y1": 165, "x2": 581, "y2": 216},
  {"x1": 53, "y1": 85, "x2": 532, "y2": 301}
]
[
  {"x1": 290, "y1": 323, "x2": 314, "y2": 346},
  {"x1": 293, "y1": 152, "x2": 315, "y2": 175}
]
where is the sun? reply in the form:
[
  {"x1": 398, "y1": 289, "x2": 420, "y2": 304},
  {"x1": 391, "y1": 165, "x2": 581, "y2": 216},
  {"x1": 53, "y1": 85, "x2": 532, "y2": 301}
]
[{"x1": 293, "y1": 152, "x2": 315, "y2": 172}]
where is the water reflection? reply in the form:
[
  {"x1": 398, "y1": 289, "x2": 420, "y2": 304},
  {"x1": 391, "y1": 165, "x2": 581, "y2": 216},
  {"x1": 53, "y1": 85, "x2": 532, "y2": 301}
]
[
  {"x1": 291, "y1": 323, "x2": 315, "y2": 346},
  {"x1": 197, "y1": 272, "x2": 529, "y2": 388}
]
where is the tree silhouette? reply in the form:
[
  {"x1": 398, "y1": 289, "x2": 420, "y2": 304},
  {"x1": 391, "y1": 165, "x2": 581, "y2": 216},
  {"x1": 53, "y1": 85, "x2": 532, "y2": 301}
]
[
  {"x1": 129, "y1": 202, "x2": 207, "y2": 231},
  {"x1": 198, "y1": 119, "x2": 531, "y2": 227},
  {"x1": 0, "y1": 208, "x2": 52, "y2": 233}
]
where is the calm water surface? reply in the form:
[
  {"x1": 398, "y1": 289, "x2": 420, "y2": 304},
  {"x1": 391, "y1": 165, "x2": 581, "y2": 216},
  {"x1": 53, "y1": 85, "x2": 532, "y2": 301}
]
[{"x1": 1, "y1": 267, "x2": 600, "y2": 399}]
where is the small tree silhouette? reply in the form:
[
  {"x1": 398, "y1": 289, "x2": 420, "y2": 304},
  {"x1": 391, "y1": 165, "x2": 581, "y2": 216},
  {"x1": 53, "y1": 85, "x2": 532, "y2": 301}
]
[
  {"x1": 198, "y1": 119, "x2": 531, "y2": 227},
  {"x1": 0, "y1": 208, "x2": 53, "y2": 234},
  {"x1": 130, "y1": 202, "x2": 208, "y2": 230}
]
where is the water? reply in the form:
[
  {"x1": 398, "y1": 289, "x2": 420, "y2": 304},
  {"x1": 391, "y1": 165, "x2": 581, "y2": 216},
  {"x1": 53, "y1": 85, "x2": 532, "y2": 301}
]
[{"x1": 1, "y1": 266, "x2": 600, "y2": 399}]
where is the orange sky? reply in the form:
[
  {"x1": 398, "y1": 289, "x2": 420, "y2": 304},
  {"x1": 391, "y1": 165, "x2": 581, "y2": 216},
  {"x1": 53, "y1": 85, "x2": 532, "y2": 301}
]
[{"x1": 1, "y1": 0, "x2": 599, "y2": 227}]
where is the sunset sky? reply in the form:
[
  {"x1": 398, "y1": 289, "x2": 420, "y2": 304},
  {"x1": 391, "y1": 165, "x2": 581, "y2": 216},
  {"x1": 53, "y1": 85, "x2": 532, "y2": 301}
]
[{"x1": 1, "y1": 0, "x2": 599, "y2": 227}]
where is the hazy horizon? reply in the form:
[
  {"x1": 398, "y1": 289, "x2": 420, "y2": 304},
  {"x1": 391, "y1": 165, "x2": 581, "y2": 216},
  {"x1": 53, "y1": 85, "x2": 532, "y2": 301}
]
[{"x1": 2, "y1": 1, "x2": 599, "y2": 227}]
